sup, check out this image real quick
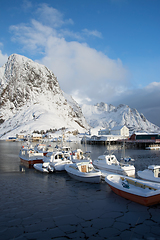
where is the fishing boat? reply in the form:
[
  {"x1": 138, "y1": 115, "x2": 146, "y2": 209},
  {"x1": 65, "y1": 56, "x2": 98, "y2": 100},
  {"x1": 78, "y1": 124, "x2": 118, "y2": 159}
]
[
  {"x1": 44, "y1": 151, "x2": 72, "y2": 171},
  {"x1": 19, "y1": 146, "x2": 44, "y2": 167},
  {"x1": 146, "y1": 146, "x2": 160, "y2": 150},
  {"x1": 33, "y1": 162, "x2": 54, "y2": 173},
  {"x1": 65, "y1": 161, "x2": 102, "y2": 183},
  {"x1": 120, "y1": 140, "x2": 134, "y2": 163},
  {"x1": 93, "y1": 154, "x2": 135, "y2": 177},
  {"x1": 34, "y1": 143, "x2": 54, "y2": 156},
  {"x1": 105, "y1": 174, "x2": 160, "y2": 206},
  {"x1": 55, "y1": 145, "x2": 72, "y2": 160},
  {"x1": 71, "y1": 149, "x2": 92, "y2": 163},
  {"x1": 137, "y1": 165, "x2": 160, "y2": 183}
]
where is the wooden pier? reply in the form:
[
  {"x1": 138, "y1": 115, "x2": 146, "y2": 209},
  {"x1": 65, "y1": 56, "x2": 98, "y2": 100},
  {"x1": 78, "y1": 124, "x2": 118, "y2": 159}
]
[{"x1": 81, "y1": 138, "x2": 160, "y2": 149}]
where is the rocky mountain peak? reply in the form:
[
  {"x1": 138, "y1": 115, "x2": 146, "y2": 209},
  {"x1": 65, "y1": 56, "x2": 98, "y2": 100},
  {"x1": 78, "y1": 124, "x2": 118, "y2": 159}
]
[
  {"x1": 81, "y1": 102, "x2": 160, "y2": 133},
  {"x1": 0, "y1": 54, "x2": 89, "y2": 138}
]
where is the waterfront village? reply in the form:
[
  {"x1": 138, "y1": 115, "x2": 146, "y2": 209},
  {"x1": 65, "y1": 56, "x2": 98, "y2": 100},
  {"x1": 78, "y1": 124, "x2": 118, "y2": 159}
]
[{"x1": 6, "y1": 125, "x2": 160, "y2": 150}]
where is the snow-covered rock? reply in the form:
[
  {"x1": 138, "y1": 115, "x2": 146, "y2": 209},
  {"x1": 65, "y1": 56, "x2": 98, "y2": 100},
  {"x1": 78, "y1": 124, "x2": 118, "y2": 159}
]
[
  {"x1": 0, "y1": 54, "x2": 89, "y2": 139},
  {"x1": 81, "y1": 102, "x2": 160, "y2": 134}
]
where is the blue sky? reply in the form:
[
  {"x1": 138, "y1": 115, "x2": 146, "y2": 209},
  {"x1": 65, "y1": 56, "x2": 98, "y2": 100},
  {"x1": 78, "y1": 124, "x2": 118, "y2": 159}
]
[{"x1": 0, "y1": 0, "x2": 160, "y2": 126}]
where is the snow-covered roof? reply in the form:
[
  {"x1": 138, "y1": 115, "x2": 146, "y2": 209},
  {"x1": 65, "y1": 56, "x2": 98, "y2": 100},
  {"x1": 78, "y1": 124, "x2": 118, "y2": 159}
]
[
  {"x1": 32, "y1": 133, "x2": 42, "y2": 137},
  {"x1": 111, "y1": 125, "x2": 125, "y2": 131},
  {"x1": 134, "y1": 132, "x2": 160, "y2": 135}
]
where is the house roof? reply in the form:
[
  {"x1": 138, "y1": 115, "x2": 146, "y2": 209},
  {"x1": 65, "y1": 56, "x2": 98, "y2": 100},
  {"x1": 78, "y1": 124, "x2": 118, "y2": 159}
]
[
  {"x1": 111, "y1": 125, "x2": 125, "y2": 131},
  {"x1": 134, "y1": 132, "x2": 159, "y2": 135}
]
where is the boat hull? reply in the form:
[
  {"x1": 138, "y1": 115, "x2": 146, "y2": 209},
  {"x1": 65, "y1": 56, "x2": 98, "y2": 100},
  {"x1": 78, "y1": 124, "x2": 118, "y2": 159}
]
[
  {"x1": 105, "y1": 174, "x2": 160, "y2": 206},
  {"x1": 50, "y1": 160, "x2": 72, "y2": 171},
  {"x1": 137, "y1": 170, "x2": 160, "y2": 183},
  {"x1": 67, "y1": 171, "x2": 101, "y2": 183},
  {"x1": 34, "y1": 163, "x2": 49, "y2": 173},
  {"x1": 65, "y1": 164, "x2": 101, "y2": 183},
  {"x1": 108, "y1": 184, "x2": 160, "y2": 206},
  {"x1": 20, "y1": 157, "x2": 43, "y2": 167},
  {"x1": 93, "y1": 162, "x2": 135, "y2": 177}
]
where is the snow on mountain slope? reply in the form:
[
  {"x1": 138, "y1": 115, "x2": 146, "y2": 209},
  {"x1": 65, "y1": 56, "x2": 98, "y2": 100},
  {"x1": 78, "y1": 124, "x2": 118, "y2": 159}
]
[
  {"x1": 81, "y1": 102, "x2": 160, "y2": 133},
  {"x1": 0, "y1": 54, "x2": 89, "y2": 139},
  {"x1": 0, "y1": 54, "x2": 159, "y2": 139}
]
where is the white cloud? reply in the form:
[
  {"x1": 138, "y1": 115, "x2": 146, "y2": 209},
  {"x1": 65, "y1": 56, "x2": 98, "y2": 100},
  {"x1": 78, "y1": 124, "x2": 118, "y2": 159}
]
[
  {"x1": 145, "y1": 81, "x2": 160, "y2": 91},
  {"x1": 40, "y1": 37, "x2": 128, "y2": 104},
  {"x1": 10, "y1": 5, "x2": 129, "y2": 105},
  {"x1": 22, "y1": 0, "x2": 32, "y2": 11},
  {"x1": 82, "y1": 29, "x2": 102, "y2": 38},
  {"x1": 10, "y1": 20, "x2": 54, "y2": 53},
  {"x1": 0, "y1": 50, "x2": 8, "y2": 67},
  {"x1": 36, "y1": 3, "x2": 74, "y2": 28}
]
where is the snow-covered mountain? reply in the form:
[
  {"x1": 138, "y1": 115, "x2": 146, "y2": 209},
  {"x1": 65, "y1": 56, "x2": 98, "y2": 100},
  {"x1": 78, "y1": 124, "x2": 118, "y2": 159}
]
[
  {"x1": 0, "y1": 54, "x2": 89, "y2": 139},
  {"x1": 81, "y1": 102, "x2": 160, "y2": 133},
  {"x1": 0, "y1": 54, "x2": 159, "y2": 139}
]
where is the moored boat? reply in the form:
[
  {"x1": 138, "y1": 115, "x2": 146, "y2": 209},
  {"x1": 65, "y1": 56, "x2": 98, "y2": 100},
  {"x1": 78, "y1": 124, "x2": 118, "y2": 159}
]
[
  {"x1": 93, "y1": 154, "x2": 135, "y2": 177},
  {"x1": 34, "y1": 143, "x2": 54, "y2": 156},
  {"x1": 65, "y1": 161, "x2": 102, "y2": 183},
  {"x1": 33, "y1": 162, "x2": 54, "y2": 173},
  {"x1": 137, "y1": 165, "x2": 160, "y2": 183},
  {"x1": 19, "y1": 146, "x2": 44, "y2": 167},
  {"x1": 105, "y1": 174, "x2": 160, "y2": 206},
  {"x1": 44, "y1": 151, "x2": 72, "y2": 171},
  {"x1": 146, "y1": 146, "x2": 160, "y2": 150},
  {"x1": 71, "y1": 149, "x2": 92, "y2": 163}
]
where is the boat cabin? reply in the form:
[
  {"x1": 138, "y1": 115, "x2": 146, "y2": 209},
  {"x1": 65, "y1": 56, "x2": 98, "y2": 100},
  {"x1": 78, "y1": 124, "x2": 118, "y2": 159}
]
[
  {"x1": 20, "y1": 148, "x2": 44, "y2": 159},
  {"x1": 148, "y1": 165, "x2": 160, "y2": 178},
  {"x1": 72, "y1": 149, "x2": 84, "y2": 160},
  {"x1": 76, "y1": 162, "x2": 93, "y2": 173},
  {"x1": 45, "y1": 151, "x2": 65, "y2": 162},
  {"x1": 98, "y1": 155, "x2": 119, "y2": 165},
  {"x1": 61, "y1": 146, "x2": 71, "y2": 152}
]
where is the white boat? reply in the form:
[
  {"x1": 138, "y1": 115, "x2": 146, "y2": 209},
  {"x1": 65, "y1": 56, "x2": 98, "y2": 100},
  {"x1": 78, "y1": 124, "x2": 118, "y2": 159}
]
[
  {"x1": 146, "y1": 146, "x2": 160, "y2": 150},
  {"x1": 120, "y1": 141, "x2": 134, "y2": 163},
  {"x1": 34, "y1": 143, "x2": 54, "y2": 156},
  {"x1": 121, "y1": 156, "x2": 135, "y2": 163},
  {"x1": 137, "y1": 165, "x2": 160, "y2": 183},
  {"x1": 93, "y1": 154, "x2": 135, "y2": 177},
  {"x1": 44, "y1": 151, "x2": 72, "y2": 171},
  {"x1": 105, "y1": 174, "x2": 160, "y2": 206},
  {"x1": 19, "y1": 146, "x2": 44, "y2": 167},
  {"x1": 33, "y1": 162, "x2": 54, "y2": 173},
  {"x1": 55, "y1": 145, "x2": 72, "y2": 160},
  {"x1": 65, "y1": 162, "x2": 102, "y2": 183},
  {"x1": 71, "y1": 149, "x2": 92, "y2": 163}
]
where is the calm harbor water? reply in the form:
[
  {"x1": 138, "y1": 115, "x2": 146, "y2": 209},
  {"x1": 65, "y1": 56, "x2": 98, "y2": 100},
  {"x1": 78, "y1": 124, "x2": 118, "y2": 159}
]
[{"x1": 1, "y1": 140, "x2": 160, "y2": 240}]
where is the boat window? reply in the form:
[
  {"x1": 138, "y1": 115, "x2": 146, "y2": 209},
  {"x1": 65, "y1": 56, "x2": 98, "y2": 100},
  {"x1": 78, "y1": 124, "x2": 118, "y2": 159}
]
[
  {"x1": 108, "y1": 158, "x2": 110, "y2": 161},
  {"x1": 56, "y1": 154, "x2": 63, "y2": 159}
]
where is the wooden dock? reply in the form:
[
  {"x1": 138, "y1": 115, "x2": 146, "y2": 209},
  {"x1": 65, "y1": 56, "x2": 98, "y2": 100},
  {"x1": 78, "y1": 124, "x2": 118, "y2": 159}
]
[{"x1": 81, "y1": 138, "x2": 160, "y2": 149}]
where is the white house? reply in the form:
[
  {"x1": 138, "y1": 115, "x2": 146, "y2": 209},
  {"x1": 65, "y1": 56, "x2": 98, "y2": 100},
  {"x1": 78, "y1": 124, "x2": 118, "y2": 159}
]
[
  {"x1": 98, "y1": 128, "x2": 110, "y2": 135},
  {"x1": 31, "y1": 133, "x2": 42, "y2": 141},
  {"x1": 111, "y1": 125, "x2": 129, "y2": 137}
]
